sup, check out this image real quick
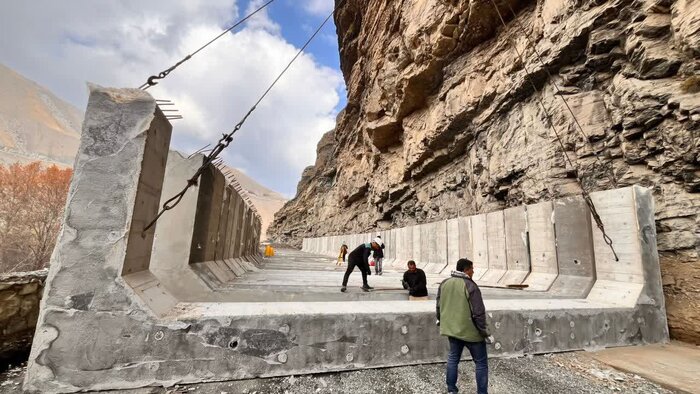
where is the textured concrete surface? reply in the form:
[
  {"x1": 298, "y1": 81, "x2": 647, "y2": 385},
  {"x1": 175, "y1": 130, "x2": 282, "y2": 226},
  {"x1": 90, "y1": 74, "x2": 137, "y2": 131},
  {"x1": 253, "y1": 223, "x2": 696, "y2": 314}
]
[
  {"x1": 21, "y1": 86, "x2": 251, "y2": 392},
  {"x1": 592, "y1": 341, "x2": 700, "y2": 393},
  {"x1": 0, "y1": 270, "x2": 46, "y2": 366},
  {"x1": 524, "y1": 201, "x2": 558, "y2": 291},
  {"x1": 303, "y1": 187, "x2": 669, "y2": 359},
  {"x1": 500, "y1": 206, "x2": 530, "y2": 285},
  {"x1": 269, "y1": 0, "x2": 700, "y2": 346},
  {"x1": 2, "y1": 351, "x2": 678, "y2": 394}
]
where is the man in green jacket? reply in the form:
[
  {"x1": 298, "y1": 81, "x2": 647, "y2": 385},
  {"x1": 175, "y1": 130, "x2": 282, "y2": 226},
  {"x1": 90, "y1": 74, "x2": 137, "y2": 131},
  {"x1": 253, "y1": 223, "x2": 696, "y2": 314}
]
[{"x1": 436, "y1": 258, "x2": 490, "y2": 394}]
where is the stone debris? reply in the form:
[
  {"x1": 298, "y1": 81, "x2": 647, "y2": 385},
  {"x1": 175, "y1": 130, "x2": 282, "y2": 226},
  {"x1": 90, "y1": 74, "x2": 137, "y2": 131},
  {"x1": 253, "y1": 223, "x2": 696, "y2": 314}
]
[{"x1": 0, "y1": 353, "x2": 677, "y2": 394}]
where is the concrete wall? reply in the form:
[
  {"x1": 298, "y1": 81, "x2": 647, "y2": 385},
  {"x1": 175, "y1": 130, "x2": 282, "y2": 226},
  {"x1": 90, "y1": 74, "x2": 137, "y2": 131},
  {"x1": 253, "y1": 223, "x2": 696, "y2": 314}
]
[
  {"x1": 147, "y1": 151, "x2": 263, "y2": 300},
  {"x1": 22, "y1": 85, "x2": 668, "y2": 392},
  {"x1": 302, "y1": 187, "x2": 669, "y2": 343},
  {"x1": 0, "y1": 270, "x2": 46, "y2": 361},
  {"x1": 186, "y1": 161, "x2": 263, "y2": 288},
  {"x1": 302, "y1": 187, "x2": 666, "y2": 304},
  {"x1": 24, "y1": 86, "x2": 263, "y2": 392}
]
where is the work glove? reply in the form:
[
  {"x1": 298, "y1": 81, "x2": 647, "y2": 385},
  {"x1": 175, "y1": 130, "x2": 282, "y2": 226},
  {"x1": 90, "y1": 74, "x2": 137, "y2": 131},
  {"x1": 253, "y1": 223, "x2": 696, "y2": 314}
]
[
  {"x1": 436, "y1": 320, "x2": 440, "y2": 327},
  {"x1": 484, "y1": 335, "x2": 494, "y2": 345}
]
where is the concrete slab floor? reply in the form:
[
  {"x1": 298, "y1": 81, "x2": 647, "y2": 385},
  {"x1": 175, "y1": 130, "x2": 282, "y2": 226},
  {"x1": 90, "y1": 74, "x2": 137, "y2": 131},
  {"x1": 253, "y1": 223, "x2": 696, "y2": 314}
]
[
  {"x1": 196, "y1": 248, "x2": 565, "y2": 303},
  {"x1": 0, "y1": 351, "x2": 679, "y2": 394},
  {"x1": 590, "y1": 341, "x2": 700, "y2": 393}
]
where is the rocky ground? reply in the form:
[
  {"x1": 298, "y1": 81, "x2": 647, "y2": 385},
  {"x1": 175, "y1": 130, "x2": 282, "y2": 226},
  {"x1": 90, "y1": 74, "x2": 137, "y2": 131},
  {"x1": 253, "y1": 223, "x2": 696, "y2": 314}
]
[{"x1": 0, "y1": 352, "x2": 678, "y2": 394}]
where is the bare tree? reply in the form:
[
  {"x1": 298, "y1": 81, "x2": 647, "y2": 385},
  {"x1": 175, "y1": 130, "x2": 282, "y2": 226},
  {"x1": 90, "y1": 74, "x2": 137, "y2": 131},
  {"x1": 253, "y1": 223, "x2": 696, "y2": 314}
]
[{"x1": 0, "y1": 162, "x2": 72, "y2": 273}]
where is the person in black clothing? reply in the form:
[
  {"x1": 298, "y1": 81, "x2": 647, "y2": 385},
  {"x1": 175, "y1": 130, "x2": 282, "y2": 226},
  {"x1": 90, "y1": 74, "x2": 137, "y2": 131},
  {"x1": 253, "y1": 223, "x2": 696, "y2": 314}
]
[
  {"x1": 402, "y1": 260, "x2": 428, "y2": 299},
  {"x1": 373, "y1": 235, "x2": 385, "y2": 275},
  {"x1": 341, "y1": 238, "x2": 382, "y2": 293}
]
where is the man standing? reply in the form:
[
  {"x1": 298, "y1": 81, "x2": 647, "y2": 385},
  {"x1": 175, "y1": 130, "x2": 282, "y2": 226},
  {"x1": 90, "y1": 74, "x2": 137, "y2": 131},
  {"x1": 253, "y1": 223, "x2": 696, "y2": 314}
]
[
  {"x1": 373, "y1": 234, "x2": 385, "y2": 275},
  {"x1": 436, "y1": 258, "x2": 490, "y2": 394},
  {"x1": 402, "y1": 260, "x2": 428, "y2": 300},
  {"x1": 340, "y1": 238, "x2": 381, "y2": 292}
]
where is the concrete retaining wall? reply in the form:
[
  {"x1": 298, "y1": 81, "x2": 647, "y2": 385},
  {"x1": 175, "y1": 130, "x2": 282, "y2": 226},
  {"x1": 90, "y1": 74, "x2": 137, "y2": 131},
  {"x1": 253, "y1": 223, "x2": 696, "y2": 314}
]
[
  {"x1": 187, "y1": 165, "x2": 262, "y2": 264},
  {"x1": 24, "y1": 86, "x2": 265, "y2": 392},
  {"x1": 149, "y1": 150, "x2": 263, "y2": 300},
  {"x1": 22, "y1": 85, "x2": 668, "y2": 392},
  {"x1": 301, "y1": 187, "x2": 665, "y2": 302}
]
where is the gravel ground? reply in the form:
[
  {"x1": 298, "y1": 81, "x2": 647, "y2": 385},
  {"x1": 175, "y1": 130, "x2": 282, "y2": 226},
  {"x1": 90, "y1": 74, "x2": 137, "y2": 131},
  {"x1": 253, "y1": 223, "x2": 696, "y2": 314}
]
[{"x1": 0, "y1": 352, "x2": 678, "y2": 394}]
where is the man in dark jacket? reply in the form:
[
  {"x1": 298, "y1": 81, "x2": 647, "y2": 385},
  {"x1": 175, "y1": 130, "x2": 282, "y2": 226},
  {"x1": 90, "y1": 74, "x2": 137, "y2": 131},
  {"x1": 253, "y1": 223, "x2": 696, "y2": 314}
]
[
  {"x1": 373, "y1": 235, "x2": 385, "y2": 275},
  {"x1": 436, "y1": 258, "x2": 490, "y2": 394},
  {"x1": 341, "y1": 238, "x2": 382, "y2": 292},
  {"x1": 402, "y1": 260, "x2": 428, "y2": 299}
]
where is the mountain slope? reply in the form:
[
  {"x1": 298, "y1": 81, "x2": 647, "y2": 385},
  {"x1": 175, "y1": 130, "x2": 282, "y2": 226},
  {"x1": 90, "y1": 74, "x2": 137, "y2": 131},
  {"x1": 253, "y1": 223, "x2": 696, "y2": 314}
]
[
  {"x1": 0, "y1": 63, "x2": 287, "y2": 237},
  {"x1": 227, "y1": 167, "x2": 288, "y2": 239},
  {"x1": 0, "y1": 63, "x2": 81, "y2": 166}
]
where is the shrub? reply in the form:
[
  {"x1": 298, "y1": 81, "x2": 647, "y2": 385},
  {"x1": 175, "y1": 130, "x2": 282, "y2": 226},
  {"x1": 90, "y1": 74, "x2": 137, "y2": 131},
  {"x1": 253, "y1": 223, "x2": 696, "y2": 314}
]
[{"x1": 0, "y1": 162, "x2": 72, "y2": 273}]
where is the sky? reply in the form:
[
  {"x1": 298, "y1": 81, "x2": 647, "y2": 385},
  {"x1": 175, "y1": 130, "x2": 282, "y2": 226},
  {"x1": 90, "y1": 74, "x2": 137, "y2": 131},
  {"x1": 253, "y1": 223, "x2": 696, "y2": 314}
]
[{"x1": 0, "y1": 0, "x2": 346, "y2": 198}]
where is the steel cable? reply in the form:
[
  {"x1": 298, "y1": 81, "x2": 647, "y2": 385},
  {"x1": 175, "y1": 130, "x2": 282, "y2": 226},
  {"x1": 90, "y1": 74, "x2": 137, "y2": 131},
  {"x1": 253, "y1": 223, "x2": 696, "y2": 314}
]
[
  {"x1": 142, "y1": 1, "x2": 343, "y2": 233},
  {"x1": 138, "y1": 0, "x2": 277, "y2": 90}
]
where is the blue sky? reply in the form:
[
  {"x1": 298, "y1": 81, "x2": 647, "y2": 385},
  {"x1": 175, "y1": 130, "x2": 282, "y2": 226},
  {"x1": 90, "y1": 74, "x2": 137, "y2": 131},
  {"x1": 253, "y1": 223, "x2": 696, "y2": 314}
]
[
  {"x1": 249, "y1": 0, "x2": 348, "y2": 111},
  {"x1": 0, "y1": 0, "x2": 347, "y2": 197},
  {"x1": 268, "y1": 1, "x2": 341, "y2": 73}
]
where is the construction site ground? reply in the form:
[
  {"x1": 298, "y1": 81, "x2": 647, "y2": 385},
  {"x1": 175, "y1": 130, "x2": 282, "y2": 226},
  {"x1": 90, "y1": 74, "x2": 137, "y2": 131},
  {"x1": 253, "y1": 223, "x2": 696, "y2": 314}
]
[{"x1": 2, "y1": 342, "x2": 697, "y2": 394}]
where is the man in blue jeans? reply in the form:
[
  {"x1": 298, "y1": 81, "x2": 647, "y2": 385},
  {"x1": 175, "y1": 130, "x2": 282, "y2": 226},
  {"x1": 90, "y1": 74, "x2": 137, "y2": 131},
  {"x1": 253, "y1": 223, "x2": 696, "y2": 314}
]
[{"x1": 436, "y1": 258, "x2": 490, "y2": 393}]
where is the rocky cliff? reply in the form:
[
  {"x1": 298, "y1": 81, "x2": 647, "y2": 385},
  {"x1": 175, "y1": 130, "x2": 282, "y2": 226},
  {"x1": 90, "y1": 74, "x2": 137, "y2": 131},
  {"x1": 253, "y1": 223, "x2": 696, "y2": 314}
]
[{"x1": 270, "y1": 0, "x2": 699, "y2": 342}]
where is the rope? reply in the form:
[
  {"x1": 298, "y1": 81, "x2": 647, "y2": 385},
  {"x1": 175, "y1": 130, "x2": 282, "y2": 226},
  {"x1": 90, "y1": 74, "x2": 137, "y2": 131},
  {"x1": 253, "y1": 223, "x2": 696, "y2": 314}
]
[
  {"x1": 138, "y1": 0, "x2": 277, "y2": 90},
  {"x1": 142, "y1": 1, "x2": 343, "y2": 234},
  {"x1": 487, "y1": 0, "x2": 619, "y2": 261}
]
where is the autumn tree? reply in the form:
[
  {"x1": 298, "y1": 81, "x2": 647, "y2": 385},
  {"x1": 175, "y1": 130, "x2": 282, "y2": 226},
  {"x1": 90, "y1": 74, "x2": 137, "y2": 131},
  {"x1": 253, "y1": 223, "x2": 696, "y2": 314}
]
[{"x1": 0, "y1": 162, "x2": 72, "y2": 273}]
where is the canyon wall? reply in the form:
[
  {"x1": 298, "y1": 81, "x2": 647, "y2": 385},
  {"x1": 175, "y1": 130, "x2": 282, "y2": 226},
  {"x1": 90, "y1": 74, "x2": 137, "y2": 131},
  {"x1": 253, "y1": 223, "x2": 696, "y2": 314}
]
[{"x1": 269, "y1": 0, "x2": 700, "y2": 342}]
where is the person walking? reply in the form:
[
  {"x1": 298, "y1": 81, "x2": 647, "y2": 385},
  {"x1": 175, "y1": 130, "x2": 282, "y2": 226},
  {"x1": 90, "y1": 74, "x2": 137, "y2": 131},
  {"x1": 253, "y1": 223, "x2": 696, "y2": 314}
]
[
  {"x1": 402, "y1": 260, "x2": 428, "y2": 300},
  {"x1": 337, "y1": 242, "x2": 348, "y2": 266},
  {"x1": 436, "y1": 258, "x2": 490, "y2": 394},
  {"x1": 340, "y1": 238, "x2": 382, "y2": 292}
]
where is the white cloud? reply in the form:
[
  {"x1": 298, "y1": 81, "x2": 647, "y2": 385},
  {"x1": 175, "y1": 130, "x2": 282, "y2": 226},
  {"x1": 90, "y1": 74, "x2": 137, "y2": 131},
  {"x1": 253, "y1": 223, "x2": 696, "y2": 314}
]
[
  {"x1": 245, "y1": 0, "x2": 282, "y2": 35},
  {"x1": 0, "y1": 0, "x2": 343, "y2": 196},
  {"x1": 302, "y1": 0, "x2": 335, "y2": 17}
]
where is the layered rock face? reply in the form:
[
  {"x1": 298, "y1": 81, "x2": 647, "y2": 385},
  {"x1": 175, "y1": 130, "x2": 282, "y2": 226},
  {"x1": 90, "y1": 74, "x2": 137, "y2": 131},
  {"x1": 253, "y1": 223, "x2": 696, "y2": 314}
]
[{"x1": 269, "y1": 0, "x2": 700, "y2": 342}]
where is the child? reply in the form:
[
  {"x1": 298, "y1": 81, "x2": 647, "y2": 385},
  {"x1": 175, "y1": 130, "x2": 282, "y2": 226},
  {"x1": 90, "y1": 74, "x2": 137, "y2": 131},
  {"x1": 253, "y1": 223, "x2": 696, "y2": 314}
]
[{"x1": 337, "y1": 243, "x2": 348, "y2": 266}]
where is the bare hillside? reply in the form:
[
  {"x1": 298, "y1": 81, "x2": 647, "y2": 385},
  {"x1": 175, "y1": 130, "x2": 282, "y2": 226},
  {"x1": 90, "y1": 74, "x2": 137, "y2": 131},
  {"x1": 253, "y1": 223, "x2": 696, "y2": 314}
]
[
  {"x1": 0, "y1": 63, "x2": 287, "y2": 238},
  {"x1": 227, "y1": 167, "x2": 288, "y2": 239},
  {"x1": 0, "y1": 63, "x2": 81, "y2": 166}
]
